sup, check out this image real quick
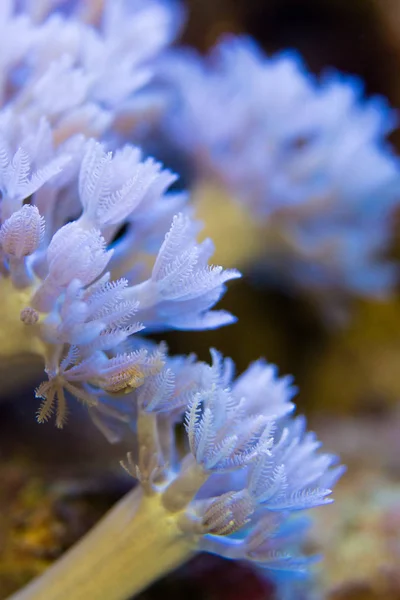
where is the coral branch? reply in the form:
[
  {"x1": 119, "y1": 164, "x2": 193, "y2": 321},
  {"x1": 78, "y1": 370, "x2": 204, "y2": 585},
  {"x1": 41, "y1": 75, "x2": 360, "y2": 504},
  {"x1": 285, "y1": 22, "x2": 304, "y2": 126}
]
[{"x1": 7, "y1": 485, "x2": 196, "y2": 600}]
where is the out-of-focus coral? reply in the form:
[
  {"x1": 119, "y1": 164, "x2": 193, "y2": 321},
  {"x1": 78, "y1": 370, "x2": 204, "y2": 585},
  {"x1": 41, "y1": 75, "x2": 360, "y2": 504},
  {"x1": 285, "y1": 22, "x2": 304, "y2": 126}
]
[{"x1": 162, "y1": 35, "x2": 400, "y2": 316}]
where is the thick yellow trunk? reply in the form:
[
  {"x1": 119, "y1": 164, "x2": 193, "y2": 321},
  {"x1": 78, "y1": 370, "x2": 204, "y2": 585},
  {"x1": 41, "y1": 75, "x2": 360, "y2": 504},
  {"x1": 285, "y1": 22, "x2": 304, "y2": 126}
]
[
  {"x1": 8, "y1": 486, "x2": 195, "y2": 600},
  {"x1": 0, "y1": 277, "x2": 45, "y2": 397}
]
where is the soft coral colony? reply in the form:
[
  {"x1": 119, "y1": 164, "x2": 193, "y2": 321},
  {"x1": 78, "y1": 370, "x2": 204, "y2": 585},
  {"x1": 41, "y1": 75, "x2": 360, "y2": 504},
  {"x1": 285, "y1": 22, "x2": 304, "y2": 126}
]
[
  {"x1": 0, "y1": 1, "x2": 345, "y2": 599},
  {"x1": 164, "y1": 37, "x2": 400, "y2": 310},
  {"x1": 0, "y1": 0, "x2": 239, "y2": 429}
]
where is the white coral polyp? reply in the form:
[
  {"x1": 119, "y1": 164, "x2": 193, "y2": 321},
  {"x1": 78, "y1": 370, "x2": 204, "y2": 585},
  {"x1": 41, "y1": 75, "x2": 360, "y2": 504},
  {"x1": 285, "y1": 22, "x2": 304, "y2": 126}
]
[
  {"x1": 0, "y1": 204, "x2": 44, "y2": 257},
  {"x1": 47, "y1": 222, "x2": 112, "y2": 287}
]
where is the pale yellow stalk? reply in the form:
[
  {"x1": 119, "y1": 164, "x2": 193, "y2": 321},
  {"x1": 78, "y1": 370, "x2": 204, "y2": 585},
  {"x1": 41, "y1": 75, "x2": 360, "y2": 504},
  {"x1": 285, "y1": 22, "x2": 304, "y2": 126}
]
[
  {"x1": 8, "y1": 485, "x2": 197, "y2": 600},
  {"x1": 0, "y1": 277, "x2": 45, "y2": 397}
]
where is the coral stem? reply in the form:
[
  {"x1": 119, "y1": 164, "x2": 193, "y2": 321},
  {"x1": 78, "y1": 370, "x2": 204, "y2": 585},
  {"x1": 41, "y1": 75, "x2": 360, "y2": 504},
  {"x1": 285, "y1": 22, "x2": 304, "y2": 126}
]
[
  {"x1": 7, "y1": 485, "x2": 195, "y2": 600},
  {"x1": 0, "y1": 277, "x2": 45, "y2": 397}
]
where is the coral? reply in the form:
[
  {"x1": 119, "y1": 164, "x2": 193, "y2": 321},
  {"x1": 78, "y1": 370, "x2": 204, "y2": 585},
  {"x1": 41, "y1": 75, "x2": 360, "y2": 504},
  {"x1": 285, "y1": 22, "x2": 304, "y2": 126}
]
[
  {"x1": 0, "y1": 0, "x2": 238, "y2": 427},
  {"x1": 0, "y1": 2, "x2": 346, "y2": 600},
  {"x1": 163, "y1": 36, "x2": 400, "y2": 309},
  {"x1": 6, "y1": 351, "x2": 343, "y2": 600}
]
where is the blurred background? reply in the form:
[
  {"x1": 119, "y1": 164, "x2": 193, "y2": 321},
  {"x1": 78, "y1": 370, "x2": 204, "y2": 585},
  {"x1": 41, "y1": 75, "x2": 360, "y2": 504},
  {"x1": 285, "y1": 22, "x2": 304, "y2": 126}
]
[{"x1": 1, "y1": 1, "x2": 400, "y2": 599}]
